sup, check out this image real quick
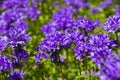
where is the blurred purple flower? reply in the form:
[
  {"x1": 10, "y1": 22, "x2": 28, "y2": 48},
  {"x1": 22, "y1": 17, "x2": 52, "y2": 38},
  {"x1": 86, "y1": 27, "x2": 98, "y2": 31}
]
[
  {"x1": 90, "y1": 7, "x2": 100, "y2": 14},
  {"x1": 64, "y1": 0, "x2": 90, "y2": 8},
  {"x1": 52, "y1": 1, "x2": 61, "y2": 7},
  {"x1": 114, "y1": 5, "x2": 120, "y2": 16},
  {"x1": 8, "y1": 70, "x2": 24, "y2": 80},
  {"x1": 60, "y1": 56, "x2": 65, "y2": 63}
]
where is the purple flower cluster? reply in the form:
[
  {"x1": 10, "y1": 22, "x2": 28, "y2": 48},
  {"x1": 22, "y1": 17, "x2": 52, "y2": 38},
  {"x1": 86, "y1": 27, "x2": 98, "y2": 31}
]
[
  {"x1": 0, "y1": 0, "x2": 40, "y2": 51},
  {"x1": 0, "y1": 0, "x2": 120, "y2": 80},
  {"x1": 89, "y1": 34, "x2": 115, "y2": 64},
  {"x1": 14, "y1": 48, "x2": 29, "y2": 60},
  {"x1": 99, "y1": 0, "x2": 113, "y2": 9},
  {"x1": 76, "y1": 16, "x2": 100, "y2": 31},
  {"x1": 89, "y1": 0, "x2": 114, "y2": 14},
  {"x1": 36, "y1": 3, "x2": 120, "y2": 79},
  {"x1": 36, "y1": 6, "x2": 100, "y2": 63},
  {"x1": 0, "y1": 36, "x2": 8, "y2": 52},
  {"x1": 0, "y1": 0, "x2": 40, "y2": 79},
  {"x1": 95, "y1": 54, "x2": 120, "y2": 80},
  {"x1": 73, "y1": 29, "x2": 120, "y2": 80},
  {"x1": 64, "y1": 0, "x2": 90, "y2": 8},
  {"x1": 0, "y1": 54, "x2": 12, "y2": 71},
  {"x1": 104, "y1": 15, "x2": 120, "y2": 33}
]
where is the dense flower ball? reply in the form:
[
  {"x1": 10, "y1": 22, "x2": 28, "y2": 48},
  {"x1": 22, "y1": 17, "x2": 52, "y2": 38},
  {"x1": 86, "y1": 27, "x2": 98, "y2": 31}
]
[
  {"x1": 76, "y1": 16, "x2": 100, "y2": 31},
  {"x1": 89, "y1": 33, "x2": 116, "y2": 63},
  {"x1": 104, "y1": 15, "x2": 120, "y2": 33},
  {"x1": 89, "y1": 33, "x2": 115, "y2": 48},
  {"x1": 7, "y1": 27, "x2": 31, "y2": 48}
]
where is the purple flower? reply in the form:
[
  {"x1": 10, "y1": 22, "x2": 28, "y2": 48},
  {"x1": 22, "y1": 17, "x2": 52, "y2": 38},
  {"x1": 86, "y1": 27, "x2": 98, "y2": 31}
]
[
  {"x1": 24, "y1": 6, "x2": 40, "y2": 21},
  {"x1": 99, "y1": 2, "x2": 108, "y2": 9},
  {"x1": 96, "y1": 55, "x2": 120, "y2": 80},
  {"x1": 6, "y1": 26, "x2": 30, "y2": 48},
  {"x1": 0, "y1": 18, "x2": 7, "y2": 33},
  {"x1": 0, "y1": 0, "x2": 40, "y2": 53},
  {"x1": 8, "y1": 70, "x2": 24, "y2": 80},
  {"x1": 60, "y1": 56, "x2": 65, "y2": 63},
  {"x1": 104, "y1": 15, "x2": 120, "y2": 33},
  {"x1": 60, "y1": 32, "x2": 72, "y2": 47},
  {"x1": 35, "y1": 52, "x2": 49, "y2": 62},
  {"x1": 13, "y1": 19, "x2": 28, "y2": 30},
  {"x1": 90, "y1": 7, "x2": 100, "y2": 14},
  {"x1": 52, "y1": 6, "x2": 75, "y2": 21},
  {"x1": 64, "y1": 0, "x2": 90, "y2": 8},
  {"x1": 0, "y1": 54, "x2": 12, "y2": 71},
  {"x1": 89, "y1": 33, "x2": 115, "y2": 48},
  {"x1": 38, "y1": 32, "x2": 62, "y2": 51},
  {"x1": 99, "y1": 0, "x2": 113, "y2": 9},
  {"x1": 50, "y1": 53, "x2": 58, "y2": 61},
  {"x1": 3, "y1": 0, "x2": 28, "y2": 8},
  {"x1": 76, "y1": 16, "x2": 100, "y2": 31},
  {"x1": 89, "y1": 48, "x2": 114, "y2": 65},
  {"x1": 52, "y1": 1, "x2": 61, "y2": 7},
  {"x1": 88, "y1": 33, "x2": 116, "y2": 64},
  {"x1": 1, "y1": 9, "x2": 24, "y2": 23},
  {"x1": 14, "y1": 48, "x2": 29, "y2": 60},
  {"x1": 41, "y1": 22, "x2": 58, "y2": 35},
  {"x1": 74, "y1": 42, "x2": 90, "y2": 60},
  {"x1": 0, "y1": 36, "x2": 8, "y2": 52},
  {"x1": 114, "y1": 5, "x2": 120, "y2": 16},
  {"x1": 11, "y1": 56, "x2": 19, "y2": 68},
  {"x1": 72, "y1": 32, "x2": 88, "y2": 44}
]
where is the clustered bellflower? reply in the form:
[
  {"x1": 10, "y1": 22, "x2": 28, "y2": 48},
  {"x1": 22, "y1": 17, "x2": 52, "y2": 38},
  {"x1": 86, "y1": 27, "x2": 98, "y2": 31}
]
[
  {"x1": 0, "y1": 0, "x2": 120, "y2": 80},
  {"x1": 104, "y1": 15, "x2": 120, "y2": 33},
  {"x1": 36, "y1": 6, "x2": 100, "y2": 63},
  {"x1": 36, "y1": 1, "x2": 120, "y2": 79},
  {"x1": 0, "y1": 0, "x2": 40, "y2": 79}
]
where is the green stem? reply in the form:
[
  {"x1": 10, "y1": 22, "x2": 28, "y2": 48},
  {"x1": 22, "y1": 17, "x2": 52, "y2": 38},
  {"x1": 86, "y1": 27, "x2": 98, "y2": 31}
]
[
  {"x1": 58, "y1": 55, "x2": 64, "y2": 80},
  {"x1": 66, "y1": 49, "x2": 68, "y2": 63},
  {"x1": 79, "y1": 61, "x2": 81, "y2": 76},
  {"x1": 85, "y1": 55, "x2": 88, "y2": 74}
]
